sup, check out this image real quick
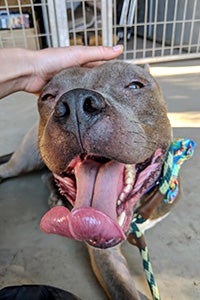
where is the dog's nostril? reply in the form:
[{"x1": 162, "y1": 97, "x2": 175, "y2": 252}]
[
  {"x1": 54, "y1": 102, "x2": 70, "y2": 118},
  {"x1": 83, "y1": 96, "x2": 104, "y2": 114}
]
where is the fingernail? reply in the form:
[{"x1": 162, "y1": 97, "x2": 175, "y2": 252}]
[{"x1": 113, "y1": 45, "x2": 123, "y2": 52}]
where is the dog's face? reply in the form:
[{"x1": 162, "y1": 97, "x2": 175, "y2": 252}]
[{"x1": 39, "y1": 61, "x2": 171, "y2": 248}]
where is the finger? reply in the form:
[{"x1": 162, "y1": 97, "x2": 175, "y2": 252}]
[
  {"x1": 53, "y1": 45, "x2": 123, "y2": 68},
  {"x1": 70, "y1": 45, "x2": 124, "y2": 65},
  {"x1": 82, "y1": 61, "x2": 107, "y2": 68}
]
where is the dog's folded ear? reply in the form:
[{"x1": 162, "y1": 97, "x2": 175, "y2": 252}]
[
  {"x1": 131, "y1": 63, "x2": 150, "y2": 73},
  {"x1": 140, "y1": 64, "x2": 150, "y2": 73}
]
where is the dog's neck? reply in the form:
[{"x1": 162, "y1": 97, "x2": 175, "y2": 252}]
[{"x1": 135, "y1": 138, "x2": 196, "y2": 221}]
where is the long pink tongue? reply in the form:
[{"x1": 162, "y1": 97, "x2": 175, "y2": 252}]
[
  {"x1": 40, "y1": 160, "x2": 126, "y2": 248},
  {"x1": 40, "y1": 206, "x2": 125, "y2": 247}
]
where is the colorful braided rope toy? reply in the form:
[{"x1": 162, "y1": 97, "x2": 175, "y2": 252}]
[{"x1": 130, "y1": 138, "x2": 196, "y2": 300}]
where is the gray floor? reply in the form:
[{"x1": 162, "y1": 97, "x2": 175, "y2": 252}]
[{"x1": 0, "y1": 60, "x2": 200, "y2": 300}]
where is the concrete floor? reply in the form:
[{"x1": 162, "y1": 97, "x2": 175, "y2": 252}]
[{"x1": 0, "y1": 59, "x2": 200, "y2": 300}]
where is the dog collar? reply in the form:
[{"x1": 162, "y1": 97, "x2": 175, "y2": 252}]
[
  {"x1": 142, "y1": 138, "x2": 196, "y2": 204},
  {"x1": 159, "y1": 138, "x2": 196, "y2": 203},
  {"x1": 132, "y1": 138, "x2": 196, "y2": 221}
]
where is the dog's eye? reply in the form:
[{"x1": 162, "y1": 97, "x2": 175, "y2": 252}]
[
  {"x1": 41, "y1": 94, "x2": 54, "y2": 101},
  {"x1": 126, "y1": 81, "x2": 144, "y2": 89}
]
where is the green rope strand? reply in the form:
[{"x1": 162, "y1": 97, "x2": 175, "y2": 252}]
[
  {"x1": 130, "y1": 217, "x2": 161, "y2": 300},
  {"x1": 141, "y1": 247, "x2": 160, "y2": 300},
  {"x1": 159, "y1": 144, "x2": 173, "y2": 196}
]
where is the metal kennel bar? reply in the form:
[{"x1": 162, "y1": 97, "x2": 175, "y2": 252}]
[
  {"x1": 61, "y1": 0, "x2": 200, "y2": 63},
  {"x1": 0, "y1": 0, "x2": 55, "y2": 49},
  {"x1": 0, "y1": 0, "x2": 199, "y2": 63},
  {"x1": 114, "y1": 0, "x2": 200, "y2": 62},
  {"x1": 101, "y1": 0, "x2": 113, "y2": 46},
  {"x1": 50, "y1": 0, "x2": 69, "y2": 47}
]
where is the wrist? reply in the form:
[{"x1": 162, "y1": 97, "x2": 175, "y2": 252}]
[{"x1": 0, "y1": 48, "x2": 35, "y2": 98}]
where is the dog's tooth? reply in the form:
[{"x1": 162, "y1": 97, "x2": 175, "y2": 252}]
[
  {"x1": 117, "y1": 211, "x2": 126, "y2": 227},
  {"x1": 125, "y1": 165, "x2": 135, "y2": 180},
  {"x1": 117, "y1": 165, "x2": 135, "y2": 210},
  {"x1": 125, "y1": 177, "x2": 133, "y2": 185},
  {"x1": 119, "y1": 192, "x2": 125, "y2": 201},
  {"x1": 56, "y1": 199, "x2": 64, "y2": 206},
  {"x1": 125, "y1": 171, "x2": 134, "y2": 178},
  {"x1": 125, "y1": 164, "x2": 133, "y2": 171},
  {"x1": 125, "y1": 165, "x2": 134, "y2": 172},
  {"x1": 117, "y1": 199, "x2": 121, "y2": 206},
  {"x1": 124, "y1": 184, "x2": 132, "y2": 193}
]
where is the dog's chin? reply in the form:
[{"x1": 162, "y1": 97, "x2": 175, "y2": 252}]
[{"x1": 40, "y1": 148, "x2": 165, "y2": 249}]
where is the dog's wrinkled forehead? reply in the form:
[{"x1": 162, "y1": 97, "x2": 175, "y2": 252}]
[{"x1": 42, "y1": 61, "x2": 156, "y2": 95}]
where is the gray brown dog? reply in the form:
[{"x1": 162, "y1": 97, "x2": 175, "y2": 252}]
[{"x1": 0, "y1": 61, "x2": 180, "y2": 299}]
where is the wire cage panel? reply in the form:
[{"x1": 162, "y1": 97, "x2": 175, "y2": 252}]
[
  {"x1": 58, "y1": 0, "x2": 200, "y2": 62},
  {"x1": 0, "y1": 0, "x2": 199, "y2": 63},
  {"x1": 0, "y1": 0, "x2": 54, "y2": 49}
]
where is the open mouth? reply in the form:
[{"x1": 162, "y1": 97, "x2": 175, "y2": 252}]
[{"x1": 40, "y1": 149, "x2": 165, "y2": 248}]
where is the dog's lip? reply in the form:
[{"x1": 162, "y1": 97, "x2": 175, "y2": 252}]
[{"x1": 40, "y1": 149, "x2": 164, "y2": 248}]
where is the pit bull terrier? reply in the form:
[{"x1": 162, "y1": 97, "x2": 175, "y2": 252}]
[{"x1": 0, "y1": 61, "x2": 192, "y2": 299}]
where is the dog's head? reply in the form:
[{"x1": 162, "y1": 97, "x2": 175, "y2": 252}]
[{"x1": 39, "y1": 61, "x2": 171, "y2": 248}]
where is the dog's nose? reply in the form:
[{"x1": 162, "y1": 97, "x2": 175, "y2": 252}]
[{"x1": 54, "y1": 88, "x2": 106, "y2": 131}]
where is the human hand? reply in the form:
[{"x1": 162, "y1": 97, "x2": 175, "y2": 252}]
[
  {"x1": 0, "y1": 45, "x2": 123, "y2": 99},
  {"x1": 24, "y1": 45, "x2": 123, "y2": 94}
]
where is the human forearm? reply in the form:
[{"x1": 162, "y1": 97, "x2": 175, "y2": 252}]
[{"x1": 0, "y1": 48, "x2": 34, "y2": 98}]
